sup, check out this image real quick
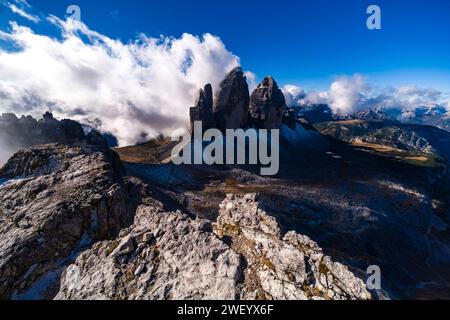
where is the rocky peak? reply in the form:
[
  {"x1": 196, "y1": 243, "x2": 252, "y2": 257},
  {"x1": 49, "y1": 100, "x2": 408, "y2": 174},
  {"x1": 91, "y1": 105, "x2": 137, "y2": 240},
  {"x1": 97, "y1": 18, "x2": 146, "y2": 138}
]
[
  {"x1": 0, "y1": 113, "x2": 116, "y2": 164},
  {"x1": 86, "y1": 130, "x2": 109, "y2": 149},
  {"x1": 249, "y1": 76, "x2": 287, "y2": 129},
  {"x1": 0, "y1": 113, "x2": 19, "y2": 123},
  {"x1": 0, "y1": 112, "x2": 85, "y2": 147},
  {"x1": 198, "y1": 84, "x2": 214, "y2": 111},
  {"x1": 43, "y1": 111, "x2": 55, "y2": 121},
  {"x1": 189, "y1": 84, "x2": 215, "y2": 132},
  {"x1": 213, "y1": 67, "x2": 250, "y2": 131},
  {"x1": 214, "y1": 194, "x2": 372, "y2": 300},
  {"x1": 354, "y1": 109, "x2": 398, "y2": 122}
]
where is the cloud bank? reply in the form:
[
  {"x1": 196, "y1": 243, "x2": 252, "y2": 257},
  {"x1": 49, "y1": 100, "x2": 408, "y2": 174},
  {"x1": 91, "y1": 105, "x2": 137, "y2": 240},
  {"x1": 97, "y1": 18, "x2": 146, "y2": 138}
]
[
  {"x1": 284, "y1": 75, "x2": 450, "y2": 116},
  {"x1": 0, "y1": 17, "x2": 240, "y2": 146}
]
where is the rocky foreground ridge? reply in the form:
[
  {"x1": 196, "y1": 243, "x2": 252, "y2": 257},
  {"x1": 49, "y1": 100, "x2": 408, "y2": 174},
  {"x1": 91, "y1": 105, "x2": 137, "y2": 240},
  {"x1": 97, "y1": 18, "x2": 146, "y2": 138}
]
[
  {"x1": 0, "y1": 142, "x2": 144, "y2": 299},
  {"x1": 0, "y1": 141, "x2": 371, "y2": 300},
  {"x1": 56, "y1": 193, "x2": 371, "y2": 300}
]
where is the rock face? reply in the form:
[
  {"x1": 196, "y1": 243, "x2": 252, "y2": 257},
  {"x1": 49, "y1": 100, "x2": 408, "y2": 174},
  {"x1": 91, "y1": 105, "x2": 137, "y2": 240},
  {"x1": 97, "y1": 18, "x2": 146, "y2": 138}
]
[
  {"x1": 249, "y1": 77, "x2": 287, "y2": 129},
  {"x1": 0, "y1": 144, "x2": 144, "y2": 299},
  {"x1": 213, "y1": 67, "x2": 250, "y2": 131},
  {"x1": 189, "y1": 71, "x2": 296, "y2": 131},
  {"x1": 189, "y1": 84, "x2": 215, "y2": 132},
  {"x1": 56, "y1": 193, "x2": 371, "y2": 300},
  {"x1": 85, "y1": 130, "x2": 110, "y2": 149},
  {"x1": 0, "y1": 112, "x2": 85, "y2": 148},
  {"x1": 214, "y1": 194, "x2": 372, "y2": 300},
  {"x1": 0, "y1": 112, "x2": 111, "y2": 166},
  {"x1": 56, "y1": 202, "x2": 243, "y2": 300}
]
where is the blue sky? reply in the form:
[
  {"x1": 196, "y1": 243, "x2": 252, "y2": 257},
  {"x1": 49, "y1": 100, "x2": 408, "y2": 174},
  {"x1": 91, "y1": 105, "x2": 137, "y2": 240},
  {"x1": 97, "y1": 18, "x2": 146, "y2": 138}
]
[{"x1": 1, "y1": 0, "x2": 450, "y2": 90}]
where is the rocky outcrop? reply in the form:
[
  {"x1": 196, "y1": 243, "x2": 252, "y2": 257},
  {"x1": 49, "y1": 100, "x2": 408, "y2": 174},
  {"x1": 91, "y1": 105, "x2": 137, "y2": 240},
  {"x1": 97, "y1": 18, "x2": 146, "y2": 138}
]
[
  {"x1": 249, "y1": 77, "x2": 287, "y2": 129},
  {"x1": 55, "y1": 193, "x2": 371, "y2": 300},
  {"x1": 56, "y1": 202, "x2": 243, "y2": 300},
  {"x1": 189, "y1": 84, "x2": 215, "y2": 133},
  {"x1": 213, "y1": 67, "x2": 250, "y2": 131},
  {"x1": 0, "y1": 112, "x2": 85, "y2": 148},
  {"x1": 0, "y1": 144, "x2": 144, "y2": 299},
  {"x1": 189, "y1": 71, "x2": 296, "y2": 131},
  {"x1": 85, "y1": 130, "x2": 110, "y2": 149},
  {"x1": 214, "y1": 194, "x2": 372, "y2": 300}
]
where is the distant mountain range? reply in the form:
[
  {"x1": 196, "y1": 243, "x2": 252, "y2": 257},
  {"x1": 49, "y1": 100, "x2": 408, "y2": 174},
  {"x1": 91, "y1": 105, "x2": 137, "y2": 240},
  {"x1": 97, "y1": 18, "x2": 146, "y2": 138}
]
[
  {"x1": 389, "y1": 105, "x2": 450, "y2": 132},
  {"x1": 295, "y1": 103, "x2": 450, "y2": 132},
  {"x1": 294, "y1": 104, "x2": 450, "y2": 165}
]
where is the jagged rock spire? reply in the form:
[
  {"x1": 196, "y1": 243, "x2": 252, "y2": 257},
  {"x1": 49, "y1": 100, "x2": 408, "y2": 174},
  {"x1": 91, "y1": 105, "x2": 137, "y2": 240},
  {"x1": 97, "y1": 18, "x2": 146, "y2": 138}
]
[
  {"x1": 249, "y1": 76, "x2": 287, "y2": 129},
  {"x1": 189, "y1": 84, "x2": 215, "y2": 132},
  {"x1": 213, "y1": 67, "x2": 250, "y2": 131}
]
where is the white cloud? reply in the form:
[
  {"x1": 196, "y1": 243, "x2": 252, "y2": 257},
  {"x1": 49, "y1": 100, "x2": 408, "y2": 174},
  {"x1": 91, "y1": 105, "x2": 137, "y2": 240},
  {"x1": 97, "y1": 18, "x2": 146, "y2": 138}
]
[
  {"x1": 300, "y1": 91, "x2": 329, "y2": 106},
  {"x1": 328, "y1": 74, "x2": 369, "y2": 115},
  {"x1": 244, "y1": 71, "x2": 258, "y2": 92},
  {"x1": 291, "y1": 75, "x2": 449, "y2": 115},
  {"x1": 0, "y1": 18, "x2": 240, "y2": 146},
  {"x1": 283, "y1": 75, "x2": 370, "y2": 114},
  {"x1": 4, "y1": 2, "x2": 40, "y2": 23},
  {"x1": 13, "y1": 0, "x2": 31, "y2": 8},
  {"x1": 282, "y1": 85, "x2": 306, "y2": 107},
  {"x1": 389, "y1": 85, "x2": 443, "y2": 110}
]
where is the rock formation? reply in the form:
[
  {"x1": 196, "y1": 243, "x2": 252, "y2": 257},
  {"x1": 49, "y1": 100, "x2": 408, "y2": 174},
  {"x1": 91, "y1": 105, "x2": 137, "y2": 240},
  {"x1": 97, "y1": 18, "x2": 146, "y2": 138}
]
[
  {"x1": 85, "y1": 130, "x2": 110, "y2": 149},
  {"x1": 213, "y1": 67, "x2": 250, "y2": 131},
  {"x1": 0, "y1": 144, "x2": 144, "y2": 299},
  {"x1": 189, "y1": 70, "x2": 297, "y2": 132},
  {"x1": 189, "y1": 84, "x2": 215, "y2": 133},
  {"x1": 56, "y1": 202, "x2": 243, "y2": 300},
  {"x1": 214, "y1": 194, "x2": 372, "y2": 300},
  {"x1": 55, "y1": 193, "x2": 371, "y2": 300},
  {"x1": 248, "y1": 77, "x2": 287, "y2": 129},
  {"x1": 0, "y1": 112, "x2": 85, "y2": 148}
]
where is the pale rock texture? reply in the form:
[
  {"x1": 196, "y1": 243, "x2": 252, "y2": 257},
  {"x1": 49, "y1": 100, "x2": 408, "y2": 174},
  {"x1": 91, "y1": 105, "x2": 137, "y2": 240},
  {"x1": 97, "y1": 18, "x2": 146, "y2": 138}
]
[
  {"x1": 214, "y1": 194, "x2": 372, "y2": 300},
  {"x1": 0, "y1": 143, "x2": 143, "y2": 299},
  {"x1": 56, "y1": 193, "x2": 371, "y2": 300},
  {"x1": 56, "y1": 201, "x2": 243, "y2": 300}
]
